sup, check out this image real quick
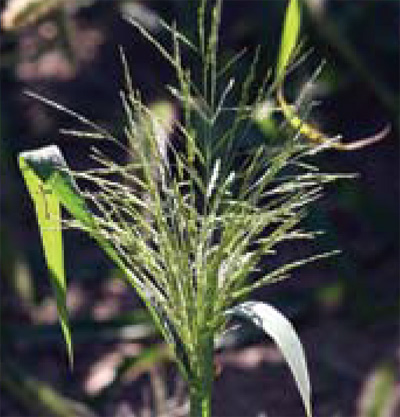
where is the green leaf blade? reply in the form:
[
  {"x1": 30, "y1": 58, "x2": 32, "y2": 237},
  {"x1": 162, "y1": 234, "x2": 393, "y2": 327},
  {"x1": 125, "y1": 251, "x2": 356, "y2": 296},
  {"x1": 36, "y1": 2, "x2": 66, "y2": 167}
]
[
  {"x1": 276, "y1": 0, "x2": 302, "y2": 83},
  {"x1": 226, "y1": 300, "x2": 312, "y2": 417},
  {"x1": 18, "y1": 152, "x2": 73, "y2": 367}
]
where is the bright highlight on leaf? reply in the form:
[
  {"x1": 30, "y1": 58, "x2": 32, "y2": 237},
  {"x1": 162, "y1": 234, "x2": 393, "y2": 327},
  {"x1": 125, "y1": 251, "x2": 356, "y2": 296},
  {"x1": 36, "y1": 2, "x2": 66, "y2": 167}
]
[
  {"x1": 276, "y1": 0, "x2": 301, "y2": 83},
  {"x1": 226, "y1": 301, "x2": 312, "y2": 417}
]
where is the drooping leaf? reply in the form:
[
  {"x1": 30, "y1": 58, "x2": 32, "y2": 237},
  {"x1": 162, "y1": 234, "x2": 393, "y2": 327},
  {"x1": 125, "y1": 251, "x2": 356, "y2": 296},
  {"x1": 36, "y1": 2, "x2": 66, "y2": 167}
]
[
  {"x1": 18, "y1": 146, "x2": 73, "y2": 366},
  {"x1": 276, "y1": 0, "x2": 302, "y2": 83},
  {"x1": 225, "y1": 300, "x2": 312, "y2": 417}
]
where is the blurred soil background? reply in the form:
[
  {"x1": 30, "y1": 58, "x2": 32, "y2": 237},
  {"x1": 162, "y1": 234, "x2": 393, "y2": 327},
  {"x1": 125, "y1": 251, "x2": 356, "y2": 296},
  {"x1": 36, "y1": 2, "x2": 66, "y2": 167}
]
[{"x1": 0, "y1": 1, "x2": 399, "y2": 416}]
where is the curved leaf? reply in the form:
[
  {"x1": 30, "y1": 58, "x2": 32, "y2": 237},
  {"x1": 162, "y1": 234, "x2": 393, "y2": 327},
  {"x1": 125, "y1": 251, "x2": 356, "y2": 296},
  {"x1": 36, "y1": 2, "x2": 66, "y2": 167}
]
[
  {"x1": 276, "y1": 0, "x2": 302, "y2": 83},
  {"x1": 225, "y1": 300, "x2": 312, "y2": 417},
  {"x1": 18, "y1": 147, "x2": 73, "y2": 366}
]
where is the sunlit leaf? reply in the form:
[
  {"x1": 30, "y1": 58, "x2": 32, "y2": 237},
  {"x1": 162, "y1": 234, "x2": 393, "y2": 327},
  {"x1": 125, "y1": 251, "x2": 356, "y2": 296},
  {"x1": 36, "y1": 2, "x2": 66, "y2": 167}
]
[
  {"x1": 225, "y1": 300, "x2": 312, "y2": 417},
  {"x1": 18, "y1": 146, "x2": 73, "y2": 366}
]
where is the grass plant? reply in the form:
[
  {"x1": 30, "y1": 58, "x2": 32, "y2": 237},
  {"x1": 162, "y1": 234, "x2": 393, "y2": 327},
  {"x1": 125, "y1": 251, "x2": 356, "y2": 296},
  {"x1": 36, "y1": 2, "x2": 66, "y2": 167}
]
[{"x1": 17, "y1": 1, "x2": 360, "y2": 415}]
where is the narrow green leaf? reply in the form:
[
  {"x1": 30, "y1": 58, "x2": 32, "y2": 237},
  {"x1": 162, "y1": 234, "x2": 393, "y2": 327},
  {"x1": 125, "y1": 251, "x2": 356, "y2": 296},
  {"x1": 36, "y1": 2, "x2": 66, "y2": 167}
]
[
  {"x1": 276, "y1": 0, "x2": 302, "y2": 83},
  {"x1": 226, "y1": 301, "x2": 312, "y2": 417},
  {"x1": 18, "y1": 147, "x2": 73, "y2": 367}
]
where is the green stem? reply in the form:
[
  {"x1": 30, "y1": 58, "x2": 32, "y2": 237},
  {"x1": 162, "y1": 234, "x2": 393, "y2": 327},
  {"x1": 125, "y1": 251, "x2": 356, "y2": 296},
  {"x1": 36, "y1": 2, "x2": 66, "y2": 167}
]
[
  {"x1": 189, "y1": 385, "x2": 211, "y2": 417},
  {"x1": 189, "y1": 333, "x2": 214, "y2": 417}
]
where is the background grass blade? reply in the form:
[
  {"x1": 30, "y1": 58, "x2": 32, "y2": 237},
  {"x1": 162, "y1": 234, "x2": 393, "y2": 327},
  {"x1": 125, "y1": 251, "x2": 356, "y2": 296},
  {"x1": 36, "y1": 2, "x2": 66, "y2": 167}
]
[
  {"x1": 1, "y1": 359, "x2": 98, "y2": 417},
  {"x1": 276, "y1": 0, "x2": 301, "y2": 82},
  {"x1": 225, "y1": 300, "x2": 312, "y2": 417}
]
